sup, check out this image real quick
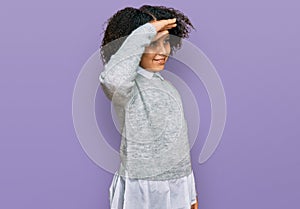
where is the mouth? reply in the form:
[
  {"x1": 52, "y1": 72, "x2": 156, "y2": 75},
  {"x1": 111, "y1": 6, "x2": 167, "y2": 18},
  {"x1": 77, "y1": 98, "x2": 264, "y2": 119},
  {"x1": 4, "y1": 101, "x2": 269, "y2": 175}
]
[{"x1": 153, "y1": 57, "x2": 166, "y2": 65}]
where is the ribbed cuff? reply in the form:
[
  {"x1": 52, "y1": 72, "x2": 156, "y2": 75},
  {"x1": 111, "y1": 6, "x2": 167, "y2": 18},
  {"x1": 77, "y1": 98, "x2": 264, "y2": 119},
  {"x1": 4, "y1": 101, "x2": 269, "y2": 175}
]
[
  {"x1": 143, "y1": 22, "x2": 157, "y2": 34},
  {"x1": 133, "y1": 22, "x2": 157, "y2": 39}
]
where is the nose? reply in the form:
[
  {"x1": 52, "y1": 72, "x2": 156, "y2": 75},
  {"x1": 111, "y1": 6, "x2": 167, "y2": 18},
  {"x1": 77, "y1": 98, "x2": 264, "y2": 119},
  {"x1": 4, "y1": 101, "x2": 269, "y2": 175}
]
[{"x1": 156, "y1": 42, "x2": 168, "y2": 55}]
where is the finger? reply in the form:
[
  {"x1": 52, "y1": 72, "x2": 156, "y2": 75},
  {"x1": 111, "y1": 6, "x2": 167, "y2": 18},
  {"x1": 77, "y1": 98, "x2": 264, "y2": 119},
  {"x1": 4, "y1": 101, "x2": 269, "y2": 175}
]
[
  {"x1": 150, "y1": 18, "x2": 176, "y2": 32},
  {"x1": 164, "y1": 18, "x2": 176, "y2": 24},
  {"x1": 159, "y1": 19, "x2": 176, "y2": 27},
  {"x1": 158, "y1": 24, "x2": 176, "y2": 33},
  {"x1": 163, "y1": 23, "x2": 177, "y2": 30}
]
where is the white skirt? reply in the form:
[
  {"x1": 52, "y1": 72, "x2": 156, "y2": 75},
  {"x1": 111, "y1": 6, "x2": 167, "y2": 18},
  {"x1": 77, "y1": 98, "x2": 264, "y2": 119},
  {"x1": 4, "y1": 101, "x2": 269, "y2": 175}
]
[{"x1": 109, "y1": 170, "x2": 198, "y2": 209}]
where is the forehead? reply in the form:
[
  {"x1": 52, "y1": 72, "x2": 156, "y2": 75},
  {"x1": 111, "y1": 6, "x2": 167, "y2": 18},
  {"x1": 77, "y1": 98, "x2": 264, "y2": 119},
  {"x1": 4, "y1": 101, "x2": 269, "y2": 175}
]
[{"x1": 151, "y1": 34, "x2": 170, "y2": 42}]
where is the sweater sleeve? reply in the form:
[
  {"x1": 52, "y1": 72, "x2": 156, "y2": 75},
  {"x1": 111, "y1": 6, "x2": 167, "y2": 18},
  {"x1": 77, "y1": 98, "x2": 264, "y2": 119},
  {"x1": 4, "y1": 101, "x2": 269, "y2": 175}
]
[{"x1": 99, "y1": 23, "x2": 157, "y2": 104}]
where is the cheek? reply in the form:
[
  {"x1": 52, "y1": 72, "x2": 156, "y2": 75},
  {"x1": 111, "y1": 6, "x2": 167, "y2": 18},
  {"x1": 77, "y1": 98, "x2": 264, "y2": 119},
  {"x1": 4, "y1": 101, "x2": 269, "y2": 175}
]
[
  {"x1": 142, "y1": 51, "x2": 155, "y2": 62},
  {"x1": 166, "y1": 44, "x2": 171, "y2": 54},
  {"x1": 140, "y1": 53, "x2": 153, "y2": 66},
  {"x1": 144, "y1": 47, "x2": 156, "y2": 57}
]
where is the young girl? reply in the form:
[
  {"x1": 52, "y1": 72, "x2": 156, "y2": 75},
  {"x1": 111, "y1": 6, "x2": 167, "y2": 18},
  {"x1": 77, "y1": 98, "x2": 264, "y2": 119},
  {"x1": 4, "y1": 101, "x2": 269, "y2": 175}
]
[{"x1": 99, "y1": 5, "x2": 198, "y2": 209}]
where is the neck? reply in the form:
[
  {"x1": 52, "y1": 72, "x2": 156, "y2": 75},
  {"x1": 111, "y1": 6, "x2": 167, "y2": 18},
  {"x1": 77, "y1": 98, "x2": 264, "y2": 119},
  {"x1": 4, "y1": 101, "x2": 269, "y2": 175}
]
[{"x1": 139, "y1": 65, "x2": 163, "y2": 73}]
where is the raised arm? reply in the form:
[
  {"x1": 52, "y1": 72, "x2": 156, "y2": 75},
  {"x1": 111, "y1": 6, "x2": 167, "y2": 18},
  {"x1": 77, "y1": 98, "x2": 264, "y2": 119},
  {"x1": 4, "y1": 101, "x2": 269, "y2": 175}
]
[{"x1": 99, "y1": 23, "x2": 157, "y2": 103}]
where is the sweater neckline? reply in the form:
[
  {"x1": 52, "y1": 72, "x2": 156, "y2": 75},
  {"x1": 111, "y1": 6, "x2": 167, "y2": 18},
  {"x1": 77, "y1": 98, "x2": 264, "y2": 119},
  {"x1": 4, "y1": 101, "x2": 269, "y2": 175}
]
[{"x1": 137, "y1": 66, "x2": 164, "y2": 80}]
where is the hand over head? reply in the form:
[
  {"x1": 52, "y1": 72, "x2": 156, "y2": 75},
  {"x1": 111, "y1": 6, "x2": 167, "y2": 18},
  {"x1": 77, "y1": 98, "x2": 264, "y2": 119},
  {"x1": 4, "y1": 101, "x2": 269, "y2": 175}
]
[{"x1": 150, "y1": 18, "x2": 177, "y2": 41}]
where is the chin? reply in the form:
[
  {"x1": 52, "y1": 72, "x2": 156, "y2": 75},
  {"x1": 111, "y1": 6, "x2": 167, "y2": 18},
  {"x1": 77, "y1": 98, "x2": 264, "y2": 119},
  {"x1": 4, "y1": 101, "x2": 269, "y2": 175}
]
[
  {"x1": 142, "y1": 63, "x2": 165, "y2": 72},
  {"x1": 153, "y1": 67, "x2": 164, "y2": 72},
  {"x1": 152, "y1": 63, "x2": 166, "y2": 71}
]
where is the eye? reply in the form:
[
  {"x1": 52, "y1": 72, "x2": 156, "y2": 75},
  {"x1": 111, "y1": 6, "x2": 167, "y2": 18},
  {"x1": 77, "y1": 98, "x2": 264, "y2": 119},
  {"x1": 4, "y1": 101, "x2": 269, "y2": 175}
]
[
  {"x1": 149, "y1": 41, "x2": 157, "y2": 47},
  {"x1": 164, "y1": 38, "x2": 170, "y2": 44}
]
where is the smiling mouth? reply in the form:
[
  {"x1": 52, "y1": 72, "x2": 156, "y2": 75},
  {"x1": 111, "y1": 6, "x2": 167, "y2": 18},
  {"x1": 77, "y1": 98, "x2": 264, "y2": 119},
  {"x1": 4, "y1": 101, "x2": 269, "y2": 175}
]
[{"x1": 153, "y1": 57, "x2": 166, "y2": 64}]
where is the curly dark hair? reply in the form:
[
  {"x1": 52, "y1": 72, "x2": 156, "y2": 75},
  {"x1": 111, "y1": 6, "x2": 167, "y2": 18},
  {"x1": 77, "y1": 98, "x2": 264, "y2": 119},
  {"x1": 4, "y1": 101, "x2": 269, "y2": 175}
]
[{"x1": 100, "y1": 5, "x2": 195, "y2": 64}]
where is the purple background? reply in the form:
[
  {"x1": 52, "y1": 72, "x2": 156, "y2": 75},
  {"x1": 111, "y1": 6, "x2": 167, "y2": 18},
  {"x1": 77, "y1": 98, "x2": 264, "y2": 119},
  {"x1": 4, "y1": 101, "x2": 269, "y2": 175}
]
[{"x1": 1, "y1": 0, "x2": 300, "y2": 208}]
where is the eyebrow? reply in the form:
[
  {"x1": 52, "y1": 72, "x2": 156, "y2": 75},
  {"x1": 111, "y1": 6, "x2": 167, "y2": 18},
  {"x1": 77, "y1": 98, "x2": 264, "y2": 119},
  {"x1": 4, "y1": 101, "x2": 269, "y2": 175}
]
[
  {"x1": 149, "y1": 34, "x2": 170, "y2": 45},
  {"x1": 164, "y1": 34, "x2": 170, "y2": 39},
  {"x1": 158, "y1": 34, "x2": 170, "y2": 41}
]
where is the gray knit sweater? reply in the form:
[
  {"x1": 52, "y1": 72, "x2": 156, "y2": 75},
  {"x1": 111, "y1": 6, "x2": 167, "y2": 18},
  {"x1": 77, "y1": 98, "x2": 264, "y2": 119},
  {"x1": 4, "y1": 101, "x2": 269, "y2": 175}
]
[{"x1": 99, "y1": 22, "x2": 192, "y2": 181}]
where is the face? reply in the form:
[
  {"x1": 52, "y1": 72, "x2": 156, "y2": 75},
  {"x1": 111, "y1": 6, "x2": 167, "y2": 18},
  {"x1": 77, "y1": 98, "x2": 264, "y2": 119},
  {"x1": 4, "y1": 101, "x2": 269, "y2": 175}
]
[{"x1": 139, "y1": 34, "x2": 171, "y2": 72}]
